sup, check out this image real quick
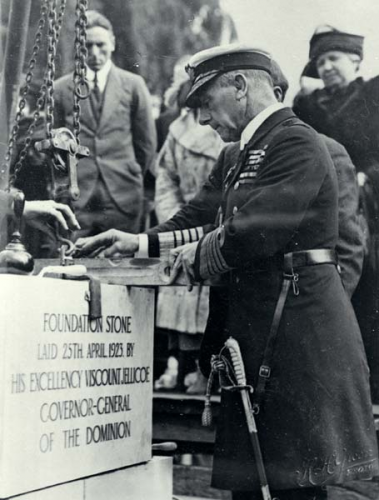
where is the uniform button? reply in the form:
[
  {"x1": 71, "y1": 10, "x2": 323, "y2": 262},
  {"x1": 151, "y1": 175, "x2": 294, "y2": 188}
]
[
  {"x1": 233, "y1": 206, "x2": 238, "y2": 215},
  {"x1": 234, "y1": 181, "x2": 239, "y2": 190}
]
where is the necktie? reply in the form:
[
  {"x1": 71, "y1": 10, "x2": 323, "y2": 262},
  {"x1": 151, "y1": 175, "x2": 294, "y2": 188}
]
[
  {"x1": 91, "y1": 71, "x2": 102, "y2": 121},
  {"x1": 93, "y1": 71, "x2": 101, "y2": 102}
]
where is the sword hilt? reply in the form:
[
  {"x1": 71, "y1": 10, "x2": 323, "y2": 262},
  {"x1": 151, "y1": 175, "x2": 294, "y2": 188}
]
[{"x1": 225, "y1": 337, "x2": 246, "y2": 386}]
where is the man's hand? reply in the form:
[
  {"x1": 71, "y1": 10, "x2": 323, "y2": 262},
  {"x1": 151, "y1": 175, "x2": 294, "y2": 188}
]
[
  {"x1": 74, "y1": 230, "x2": 139, "y2": 258},
  {"x1": 169, "y1": 241, "x2": 199, "y2": 290},
  {"x1": 23, "y1": 200, "x2": 80, "y2": 238}
]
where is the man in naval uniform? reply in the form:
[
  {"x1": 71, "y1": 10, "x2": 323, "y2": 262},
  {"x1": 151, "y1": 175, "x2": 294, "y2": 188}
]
[{"x1": 74, "y1": 45, "x2": 379, "y2": 500}]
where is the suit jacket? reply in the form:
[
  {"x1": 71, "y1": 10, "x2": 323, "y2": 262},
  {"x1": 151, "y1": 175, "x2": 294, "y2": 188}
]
[
  {"x1": 53, "y1": 63, "x2": 157, "y2": 230},
  {"x1": 149, "y1": 107, "x2": 378, "y2": 491}
]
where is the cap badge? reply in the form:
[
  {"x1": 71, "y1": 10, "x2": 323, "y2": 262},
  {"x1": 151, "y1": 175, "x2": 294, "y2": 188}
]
[{"x1": 185, "y1": 64, "x2": 196, "y2": 83}]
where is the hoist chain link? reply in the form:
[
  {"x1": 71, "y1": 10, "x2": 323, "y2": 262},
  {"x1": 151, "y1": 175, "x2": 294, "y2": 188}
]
[
  {"x1": 45, "y1": 0, "x2": 58, "y2": 140},
  {"x1": 2, "y1": 0, "x2": 49, "y2": 188},
  {"x1": 55, "y1": 0, "x2": 67, "y2": 36},
  {"x1": 44, "y1": 0, "x2": 66, "y2": 143},
  {"x1": 73, "y1": 0, "x2": 89, "y2": 143}
]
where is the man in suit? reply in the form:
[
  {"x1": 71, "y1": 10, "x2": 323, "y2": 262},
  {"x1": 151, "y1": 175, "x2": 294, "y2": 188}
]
[
  {"x1": 74, "y1": 45, "x2": 378, "y2": 499},
  {"x1": 53, "y1": 10, "x2": 156, "y2": 237}
]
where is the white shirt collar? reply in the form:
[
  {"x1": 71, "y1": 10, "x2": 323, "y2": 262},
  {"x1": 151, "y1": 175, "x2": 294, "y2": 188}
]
[
  {"x1": 240, "y1": 102, "x2": 285, "y2": 151},
  {"x1": 86, "y1": 59, "x2": 112, "y2": 93}
]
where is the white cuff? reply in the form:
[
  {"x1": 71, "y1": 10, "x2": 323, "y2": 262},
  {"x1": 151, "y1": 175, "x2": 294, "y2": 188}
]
[{"x1": 135, "y1": 234, "x2": 149, "y2": 258}]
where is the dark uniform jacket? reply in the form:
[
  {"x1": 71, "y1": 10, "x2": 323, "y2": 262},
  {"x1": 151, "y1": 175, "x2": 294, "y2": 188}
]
[
  {"x1": 147, "y1": 107, "x2": 378, "y2": 492},
  {"x1": 54, "y1": 63, "x2": 157, "y2": 232}
]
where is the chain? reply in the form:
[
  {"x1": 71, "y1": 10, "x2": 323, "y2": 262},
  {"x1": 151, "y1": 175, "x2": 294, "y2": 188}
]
[
  {"x1": 3, "y1": 0, "x2": 84, "y2": 190},
  {"x1": 9, "y1": 0, "x2": 67, "y2": 188},
  {"x1": 9, "y1": 81, "x2": 48, "y2": 188},
  {"x1": 45, "y1": 0, "x2": 58, "y2": 140},
  {"x1": 45, "y1": 0, "x2": 67, "y2": 139},
  {"x1": 55, "y1": 0, "x2": 67, "y2": 36},
  {"x1": 73, "y1": 0, "x2": 89, "y2": 143},
  {"x1": 1, "y1": 0, "x2": 49, "y2": 189}
]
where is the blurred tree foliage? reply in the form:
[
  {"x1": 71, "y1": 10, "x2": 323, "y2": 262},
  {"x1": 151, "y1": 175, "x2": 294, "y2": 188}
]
[{"x1": 1, "y1": 0, "x2": 237, "y2": 98}]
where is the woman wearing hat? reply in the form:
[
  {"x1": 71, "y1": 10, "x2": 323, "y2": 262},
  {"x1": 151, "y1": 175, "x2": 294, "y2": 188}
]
[
  {"x1": 293, "y1": 25, "x2": 379, "y2": 177},
  {"x1": 293, "y1": 25, "x2": 379, "y2": 405}
]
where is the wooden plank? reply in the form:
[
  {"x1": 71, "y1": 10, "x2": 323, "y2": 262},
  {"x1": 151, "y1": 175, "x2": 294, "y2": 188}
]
[
  {"x1": 153, "y1": 392, "x2": 220, "y2": 454},
  {"x1": 33, "y1": 257, "x2": 222, "y2": 287},
  {"x1": 154, "y1": 391, "x2": 220, "y2": 409},
  {"x1": 33, "y1": 257, "x2": 174, "y2": 286},
  {"x1": 153, "y1": 410, "x2": 216, "y2": 442}
]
